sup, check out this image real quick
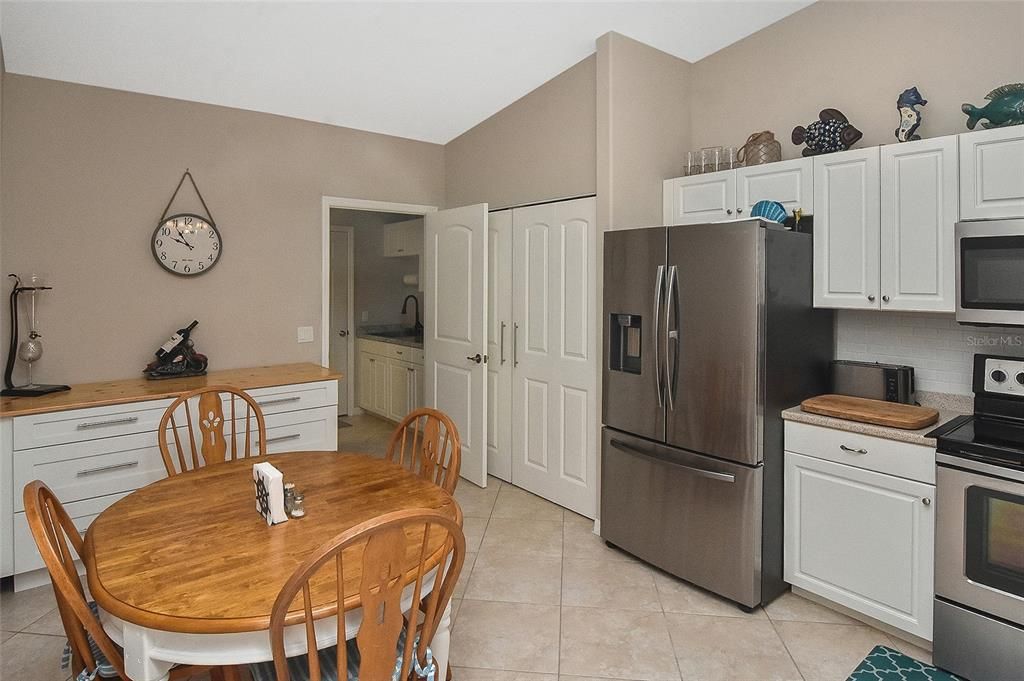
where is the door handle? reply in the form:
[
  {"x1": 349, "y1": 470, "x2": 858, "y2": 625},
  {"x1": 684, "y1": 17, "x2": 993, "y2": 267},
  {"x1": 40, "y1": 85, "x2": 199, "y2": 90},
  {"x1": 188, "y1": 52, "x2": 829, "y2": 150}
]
[
  {"x1": 610, "y1": 439, "x2": 736, "y2": 483},
  {"x1": 499, "y1": 321, "x2": 506, "y2": 365},
  {"x1": 666, "y1": 265, "x2": 679, "y2": 410},
  {"x1": 654, "y1": 265, "x2": 665, "y2": 408},
  {"x1": 466, "y1": 353, "x2": 482, "y2": 364},
  {"x1": 513, "y1": 323, "x2": 519, "y2": 367},
  {"x1": 338, "y1": 330, "x2": 349, "y2": 337}
]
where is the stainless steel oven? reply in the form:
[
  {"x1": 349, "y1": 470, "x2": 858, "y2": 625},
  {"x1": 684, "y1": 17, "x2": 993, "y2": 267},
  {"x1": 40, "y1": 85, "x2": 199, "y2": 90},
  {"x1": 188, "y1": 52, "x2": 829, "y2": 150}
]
[
  {"x1": 930, "y1": 354, "x2": 1024, "y2": 680},
  {"x1": 956, "y1": 219, "x2": 1024, "y2": 326}
]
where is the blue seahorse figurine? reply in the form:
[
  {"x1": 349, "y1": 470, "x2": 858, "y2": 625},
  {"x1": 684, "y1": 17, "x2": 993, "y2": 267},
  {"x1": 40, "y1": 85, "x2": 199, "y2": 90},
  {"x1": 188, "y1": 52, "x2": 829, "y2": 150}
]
[
  {"x1": 963, "y1": 83, "x2": 1024, "y2": 129},
  {"x1": 895, "y1": 87, "x2": 927, "y2": 142}
]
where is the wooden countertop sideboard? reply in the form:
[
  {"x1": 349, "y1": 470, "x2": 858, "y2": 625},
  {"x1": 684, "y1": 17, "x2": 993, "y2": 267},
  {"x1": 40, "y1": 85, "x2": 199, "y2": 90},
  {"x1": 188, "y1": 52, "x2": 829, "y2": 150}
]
[
  {"x1": 2, "y1": 363, "x2": 341, "y2": 586},
  {"x1": 0, "y1": 363, "x2": 341, "y2": 417}
]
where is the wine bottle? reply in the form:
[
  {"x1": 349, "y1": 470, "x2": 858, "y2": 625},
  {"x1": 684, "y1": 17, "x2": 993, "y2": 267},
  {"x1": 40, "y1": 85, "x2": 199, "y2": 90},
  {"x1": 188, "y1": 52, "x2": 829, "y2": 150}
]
[{"x1": 155, "y1": 320, "x2": 199, "y2": 359}]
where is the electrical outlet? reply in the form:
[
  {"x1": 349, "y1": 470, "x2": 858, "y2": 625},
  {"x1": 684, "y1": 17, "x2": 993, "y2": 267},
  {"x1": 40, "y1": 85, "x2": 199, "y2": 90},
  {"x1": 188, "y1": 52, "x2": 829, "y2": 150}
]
[
  {"x1": 297, "y1": 326, "x2": 314, "y2": 343},
  {"x1": 361, "y1": 311, "x2": 369, "y2": 322}
]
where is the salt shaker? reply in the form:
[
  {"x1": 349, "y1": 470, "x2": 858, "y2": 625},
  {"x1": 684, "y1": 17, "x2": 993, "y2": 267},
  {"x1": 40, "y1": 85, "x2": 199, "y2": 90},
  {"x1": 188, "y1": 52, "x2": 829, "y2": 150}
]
[
  {"x1": 290, "y1": 493, "x2": 306, "y2": 518},
  {"x1": 283, "y1": 483, "x2": 296, "y2": 515}
]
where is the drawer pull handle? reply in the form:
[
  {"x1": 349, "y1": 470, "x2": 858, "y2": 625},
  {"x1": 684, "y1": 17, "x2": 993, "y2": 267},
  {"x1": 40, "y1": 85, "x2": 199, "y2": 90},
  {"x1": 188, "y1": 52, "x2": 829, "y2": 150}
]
[
  {"x1": 258, "y1": 433, "x2": 302, "y2": 446},
  {"x1": 839, "y1": 445, "x2": 868, "y2": 455},
  {"x1": 76, "y1": 461, "x2": 140, "y2": 477},
  {"x1": 76, "y1": 416, "x2": 139, "y2": 430},
  {"x1": 256, "y1": 396, "x2": 302, "y2": 407}
]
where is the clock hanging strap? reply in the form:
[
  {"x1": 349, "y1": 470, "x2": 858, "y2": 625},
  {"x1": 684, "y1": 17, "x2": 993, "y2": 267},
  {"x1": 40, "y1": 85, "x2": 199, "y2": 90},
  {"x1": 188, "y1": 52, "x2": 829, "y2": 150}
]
[{"x1": 160, "y1": 169, "x2": 217, "y2": 226}]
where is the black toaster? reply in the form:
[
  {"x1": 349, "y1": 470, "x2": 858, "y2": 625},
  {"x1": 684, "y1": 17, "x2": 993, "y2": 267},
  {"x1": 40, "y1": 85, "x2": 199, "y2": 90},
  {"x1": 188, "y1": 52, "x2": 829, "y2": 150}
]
[{"x1": 830, "y1": 360, "x2": 916, "y2": 404}]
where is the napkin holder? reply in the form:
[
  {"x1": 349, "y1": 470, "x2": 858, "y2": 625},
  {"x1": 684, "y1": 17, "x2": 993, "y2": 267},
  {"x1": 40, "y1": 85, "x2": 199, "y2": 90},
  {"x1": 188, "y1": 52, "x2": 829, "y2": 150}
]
[{"x1": 253, "y1": 462, "x2": 289, "y2": 526}]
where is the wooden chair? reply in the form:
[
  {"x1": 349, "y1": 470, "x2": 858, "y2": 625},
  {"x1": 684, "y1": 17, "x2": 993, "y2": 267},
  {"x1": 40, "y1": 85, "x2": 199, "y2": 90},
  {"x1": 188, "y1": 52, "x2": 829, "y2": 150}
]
[
  {"x1": 385, "y1": 409, "x2": 461, "y2": 494},
  {"x1": 158, "y1": 385, "x2": 267, "y2": 476},
  {"x1": 251, "y1": 508, "x2": 465, "y2": 681},
  {"x1": 23, "y1": 480, "x2": 225, "y2": 681}
]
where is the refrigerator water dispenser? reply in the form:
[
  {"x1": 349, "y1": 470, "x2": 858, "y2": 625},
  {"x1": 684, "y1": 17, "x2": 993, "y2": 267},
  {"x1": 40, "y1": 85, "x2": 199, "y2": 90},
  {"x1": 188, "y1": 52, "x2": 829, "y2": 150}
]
[{"x1": 609, "y1": 314, "x2": 642, "y2": 374}]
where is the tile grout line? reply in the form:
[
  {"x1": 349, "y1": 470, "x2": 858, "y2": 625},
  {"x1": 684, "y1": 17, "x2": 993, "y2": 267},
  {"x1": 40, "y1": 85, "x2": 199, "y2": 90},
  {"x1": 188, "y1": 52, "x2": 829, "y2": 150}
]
[{"x1": 765, "y1": 612, "x2": 809, "y2": 681}]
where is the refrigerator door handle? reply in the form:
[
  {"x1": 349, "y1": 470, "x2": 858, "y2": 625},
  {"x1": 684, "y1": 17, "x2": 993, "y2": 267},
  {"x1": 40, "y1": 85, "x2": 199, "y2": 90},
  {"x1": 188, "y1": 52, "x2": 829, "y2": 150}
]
[
  {"x1": 666, "y1": 265, "x2": 680, "y2": 410},
  {"x1": 609, "y1": 439, "x2": 736, "y2": 483},
  {"x1": 654, "y1": 265, "x2": 665, "y2": 407}
]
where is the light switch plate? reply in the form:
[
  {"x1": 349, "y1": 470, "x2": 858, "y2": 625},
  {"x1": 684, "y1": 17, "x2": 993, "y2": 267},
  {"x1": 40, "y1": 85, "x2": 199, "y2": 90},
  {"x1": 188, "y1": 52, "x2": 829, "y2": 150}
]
[{"x1": 297, "y1": 326, "x2": 314, "y2": 343}]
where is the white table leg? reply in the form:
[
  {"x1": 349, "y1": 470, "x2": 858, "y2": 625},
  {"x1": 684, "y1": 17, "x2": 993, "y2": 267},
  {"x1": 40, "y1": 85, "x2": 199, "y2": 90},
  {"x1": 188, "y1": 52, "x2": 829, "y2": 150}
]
[
  {"x1": 431, "y1": 601, "x2": 453, "y2": 679},
  {"x1": 122, "y1": 622, "x2": 174, "y2": 681}
]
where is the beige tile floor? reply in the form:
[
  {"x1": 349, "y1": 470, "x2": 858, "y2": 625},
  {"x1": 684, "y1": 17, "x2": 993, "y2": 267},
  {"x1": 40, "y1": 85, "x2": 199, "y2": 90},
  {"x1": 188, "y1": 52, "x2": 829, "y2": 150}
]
[{"x1": 1, "y1": 413, "x2": 932, "y2": 681}]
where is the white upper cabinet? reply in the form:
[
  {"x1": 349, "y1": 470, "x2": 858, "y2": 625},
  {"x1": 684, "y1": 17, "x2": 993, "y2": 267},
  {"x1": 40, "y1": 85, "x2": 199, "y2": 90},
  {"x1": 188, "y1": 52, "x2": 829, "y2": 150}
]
[
  {"x1": 663, "y1": 172, "x2": 736, "y2": 224},
  {"x1": 880, "y1": 136, "x2": 958, "y2": 312},
  {"x1": 382, "y1": 219, "x2": 423, "y2": 257},
  {"x1": 736, "y1": 157, "x2": 814, "y2": 216},
  {"x1": 664, "y1": 159, "x2": 813, "y2": 225},
  {"x1": 813, "y1": 147, "x2": 881, "y2": 309},
  {"x1": 959, "y1": 126, "x2": 1024, "y2": 220}
]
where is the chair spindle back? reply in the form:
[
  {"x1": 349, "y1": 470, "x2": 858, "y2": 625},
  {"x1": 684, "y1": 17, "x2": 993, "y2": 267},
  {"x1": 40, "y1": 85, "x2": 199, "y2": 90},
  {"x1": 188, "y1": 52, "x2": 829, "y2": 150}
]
[{"x1": 385, "y1": 409, "x2": 461, "y2": 494}]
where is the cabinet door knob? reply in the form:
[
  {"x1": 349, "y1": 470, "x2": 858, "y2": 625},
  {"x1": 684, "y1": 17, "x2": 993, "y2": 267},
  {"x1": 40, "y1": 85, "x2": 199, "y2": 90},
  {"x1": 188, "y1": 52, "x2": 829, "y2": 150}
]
[
  {"x1": 882, "y1": 295, "x2": 890, "y2": 303},
  {"x1": 867, "y1": 294, "x2": 876, "y2": 302},
  {"x1": 737, "y1": 207, "x2": 744, "y2": 214},
  {"x1": 726, "y1": 209, "x2": 733, "y2": 215},
  {"x1": 922, "y1": 497, "x2": 932, "y2": 506}
]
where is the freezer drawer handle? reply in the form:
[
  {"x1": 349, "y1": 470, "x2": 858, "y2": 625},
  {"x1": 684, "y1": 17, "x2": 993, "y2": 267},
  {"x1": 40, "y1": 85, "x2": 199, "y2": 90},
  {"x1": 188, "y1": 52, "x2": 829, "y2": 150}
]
[
  {"x1": 839, "y1": 444, "x2": 868, "y2": 455},
  {"x1": 609, "y1": 439, "x2": 736, "y2": 483}
]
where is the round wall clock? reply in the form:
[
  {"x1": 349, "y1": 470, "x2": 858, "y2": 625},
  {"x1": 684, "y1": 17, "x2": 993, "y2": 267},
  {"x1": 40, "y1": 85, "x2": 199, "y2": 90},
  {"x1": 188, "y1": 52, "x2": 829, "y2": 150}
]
[
  {"x1": 151, "y1": 213, "x2": 222, "y2": 276},
  {"x1": 153, "y1": 169, "x2": 222, "y2": 277}
]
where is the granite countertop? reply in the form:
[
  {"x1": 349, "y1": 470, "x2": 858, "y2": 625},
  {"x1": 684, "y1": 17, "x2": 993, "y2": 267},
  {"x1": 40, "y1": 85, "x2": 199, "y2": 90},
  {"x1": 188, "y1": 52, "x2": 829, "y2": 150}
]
[
  {"x1": 781, "y1": 391, "x2": 973, "y2": 447},
  {"x1": 357, "y1": 325, "x2": 423, "y2": 349}
]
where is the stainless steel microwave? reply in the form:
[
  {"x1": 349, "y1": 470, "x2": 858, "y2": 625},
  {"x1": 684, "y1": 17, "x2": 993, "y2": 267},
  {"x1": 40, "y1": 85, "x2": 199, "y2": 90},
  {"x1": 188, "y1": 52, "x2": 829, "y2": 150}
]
[{"x1": 956, "y1": 219, "x2": 1024, "y2": 326}]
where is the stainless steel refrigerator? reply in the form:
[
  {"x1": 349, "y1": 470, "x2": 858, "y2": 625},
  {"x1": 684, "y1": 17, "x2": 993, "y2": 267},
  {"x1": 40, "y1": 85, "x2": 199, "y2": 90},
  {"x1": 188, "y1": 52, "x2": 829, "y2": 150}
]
[{"x1": 601, "y1": 220, "x2": 833, "y2": 609}]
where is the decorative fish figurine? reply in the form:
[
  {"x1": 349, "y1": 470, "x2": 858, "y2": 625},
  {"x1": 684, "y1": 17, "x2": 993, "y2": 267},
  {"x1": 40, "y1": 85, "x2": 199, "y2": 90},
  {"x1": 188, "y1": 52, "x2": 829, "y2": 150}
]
[
  {"x1": 963, "y1": 83, "x2": 1024, "y2": 129},
  {"x1": 896, "y1": 87, "x2": 927, "y2": 142},
  {"x1": 792, "y1": 109, "x2": 863, "y2": 156}
]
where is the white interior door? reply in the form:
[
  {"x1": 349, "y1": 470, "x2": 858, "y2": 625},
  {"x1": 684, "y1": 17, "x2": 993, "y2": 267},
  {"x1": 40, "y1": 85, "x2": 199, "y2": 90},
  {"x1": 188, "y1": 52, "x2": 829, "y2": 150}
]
[
  {"x1": 487, "y1": 210, "x2": 513, "y2": 482},
  {"x1": 511, "y1": 197, "x2": 598, "y2": 517},
  {"x1": 425, "y1": 204, "x2": 489, "y2": 488},
  {"x1": 329, "y1": 228, "x2": 351, "y2": 415}
]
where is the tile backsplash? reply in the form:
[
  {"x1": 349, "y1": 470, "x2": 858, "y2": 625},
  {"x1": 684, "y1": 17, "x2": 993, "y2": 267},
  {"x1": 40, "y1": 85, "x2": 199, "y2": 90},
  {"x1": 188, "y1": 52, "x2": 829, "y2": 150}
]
[{"x1": 836, "y1": 311, "x2": 1024, "y2": 396}]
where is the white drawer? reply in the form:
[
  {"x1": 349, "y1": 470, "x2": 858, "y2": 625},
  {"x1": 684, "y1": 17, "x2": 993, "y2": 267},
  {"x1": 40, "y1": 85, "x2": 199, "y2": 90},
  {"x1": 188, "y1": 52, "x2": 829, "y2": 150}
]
[
  {"x1": 13, "y1": 492, "x2": 128, "y2": 574},
  {"x1": 13, "y1": 399, "x2": 173, "y2": 451},
  {"x1": 13, "y1": 431, "x2": 169, "y2": 511},
  {"x1": 784, "y1": 421, "x2": 935, "y2": 484},
  {"x1": 252, "y1": 405, "x2": 338, "y2": 453},
  {"x1": 244, "y1": 380, "x2": 338, "y2": 416},
  {"x1": 357, "y1": 340, "x2": 423, "y2": 364}
]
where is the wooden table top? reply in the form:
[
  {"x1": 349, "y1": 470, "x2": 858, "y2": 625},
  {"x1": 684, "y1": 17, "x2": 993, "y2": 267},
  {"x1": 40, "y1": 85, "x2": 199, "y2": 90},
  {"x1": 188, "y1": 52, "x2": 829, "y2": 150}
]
[
  {"x1": 0, "y1": 363, "x2": 341, "y2": 417},
  {"x1": 84, "y1": 451, "x2": 461, "y2": 634}
]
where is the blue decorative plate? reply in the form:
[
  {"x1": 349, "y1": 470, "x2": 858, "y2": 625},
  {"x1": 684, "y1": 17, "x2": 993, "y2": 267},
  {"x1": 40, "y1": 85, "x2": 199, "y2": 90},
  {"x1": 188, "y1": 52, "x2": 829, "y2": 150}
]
[{"x1": 750, "y1": 200, "x2": 788, "y2": 224}]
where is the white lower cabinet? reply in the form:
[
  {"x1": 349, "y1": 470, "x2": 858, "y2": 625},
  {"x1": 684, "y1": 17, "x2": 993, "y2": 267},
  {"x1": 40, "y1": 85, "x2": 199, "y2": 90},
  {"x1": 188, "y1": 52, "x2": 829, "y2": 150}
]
[
  {"x1": 356, "y1": 339, "x2": 424, "y2": 421},
  {"x1": 784, "y1": 423, "x2": 935, "y2": 640}
]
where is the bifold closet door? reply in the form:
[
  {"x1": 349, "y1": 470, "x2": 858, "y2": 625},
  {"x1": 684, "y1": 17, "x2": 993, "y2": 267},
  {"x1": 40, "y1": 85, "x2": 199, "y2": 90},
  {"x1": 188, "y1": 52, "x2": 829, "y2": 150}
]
[
  {"x1": 487, "y1": 210, "x2": 513, "y2": 482},
  {"x1": 511, "y1": 197, "x2": 598, "y2": 517}
]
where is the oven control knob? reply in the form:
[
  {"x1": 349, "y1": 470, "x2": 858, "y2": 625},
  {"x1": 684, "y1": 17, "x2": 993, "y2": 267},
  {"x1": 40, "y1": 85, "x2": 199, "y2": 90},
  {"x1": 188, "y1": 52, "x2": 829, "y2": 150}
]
[
  {"x1": 992, "y1": 369, "x2": 1008, "y2": 383},
  {"x1": 1017, "y1": 372, "x2": 1024, "y2": 386}
]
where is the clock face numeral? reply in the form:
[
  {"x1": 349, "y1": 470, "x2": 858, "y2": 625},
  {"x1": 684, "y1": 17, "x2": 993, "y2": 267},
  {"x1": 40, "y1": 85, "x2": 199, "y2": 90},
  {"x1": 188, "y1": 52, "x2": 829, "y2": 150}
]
[{"x1": 151, "y1": 214, "x2": 222, "y2": 276}]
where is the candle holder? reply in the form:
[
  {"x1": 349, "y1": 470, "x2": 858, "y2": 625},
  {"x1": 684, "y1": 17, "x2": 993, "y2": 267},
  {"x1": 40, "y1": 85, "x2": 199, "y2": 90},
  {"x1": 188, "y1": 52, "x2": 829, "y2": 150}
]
[{"x1": 2, "y1": 274, "x2": 70, "y2": 397}]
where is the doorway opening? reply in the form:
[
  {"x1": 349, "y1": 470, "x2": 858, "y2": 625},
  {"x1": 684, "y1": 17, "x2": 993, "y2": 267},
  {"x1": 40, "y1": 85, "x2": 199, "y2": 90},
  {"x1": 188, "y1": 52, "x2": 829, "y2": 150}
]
[{"x1": 320, "y1": 197, "x2": 436, "y2": 432}]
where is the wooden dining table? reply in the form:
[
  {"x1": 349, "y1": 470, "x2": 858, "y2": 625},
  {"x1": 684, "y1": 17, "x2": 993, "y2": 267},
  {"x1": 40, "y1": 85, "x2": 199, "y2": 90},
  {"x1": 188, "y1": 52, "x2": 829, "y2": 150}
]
[{"x1": 83, "y1": 450, "x2": 462, "y2": 681}]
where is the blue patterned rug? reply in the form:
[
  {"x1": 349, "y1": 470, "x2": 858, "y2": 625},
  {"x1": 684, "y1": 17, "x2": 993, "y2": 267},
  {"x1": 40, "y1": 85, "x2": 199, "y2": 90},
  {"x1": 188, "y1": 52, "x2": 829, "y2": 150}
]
[{"x1": 848, "y1": 645, "x2": 963, "y2": 681}]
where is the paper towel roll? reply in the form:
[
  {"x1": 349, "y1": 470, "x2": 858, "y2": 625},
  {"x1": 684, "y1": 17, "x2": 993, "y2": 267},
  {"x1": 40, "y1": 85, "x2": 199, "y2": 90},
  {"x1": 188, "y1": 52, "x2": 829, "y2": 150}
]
[{"x1": 402, "y1": 273, "x2": 419, "y2": 286}]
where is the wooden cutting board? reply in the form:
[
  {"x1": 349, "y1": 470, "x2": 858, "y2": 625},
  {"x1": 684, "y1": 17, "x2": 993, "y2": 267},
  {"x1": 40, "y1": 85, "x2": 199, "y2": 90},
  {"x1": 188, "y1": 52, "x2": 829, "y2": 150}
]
[{"x1": 800, "y1": 394, "x2": 939, "y2": 430}]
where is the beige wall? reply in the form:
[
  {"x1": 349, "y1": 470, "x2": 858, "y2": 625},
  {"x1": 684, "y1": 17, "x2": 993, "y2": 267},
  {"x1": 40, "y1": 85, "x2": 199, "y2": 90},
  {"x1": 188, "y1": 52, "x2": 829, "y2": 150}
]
[
  {"x1": 691, "y1": 0, "x2": 1024, "y2": 159},
  {"x1": 1, "y1": 75, "x2": 444, "y2": 385},
  {"x1": 444, "y1": 56, "x2": 597, "y2": 209},
  {"x1": 598, "y1": 32, "x2": 692, "y2": 231}
]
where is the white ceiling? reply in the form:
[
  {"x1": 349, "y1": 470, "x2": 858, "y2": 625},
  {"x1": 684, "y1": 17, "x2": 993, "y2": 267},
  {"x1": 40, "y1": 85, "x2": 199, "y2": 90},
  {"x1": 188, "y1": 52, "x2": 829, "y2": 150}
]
[{"x1": 1, "y1": 1, "x2": 813, "y2": 144}]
